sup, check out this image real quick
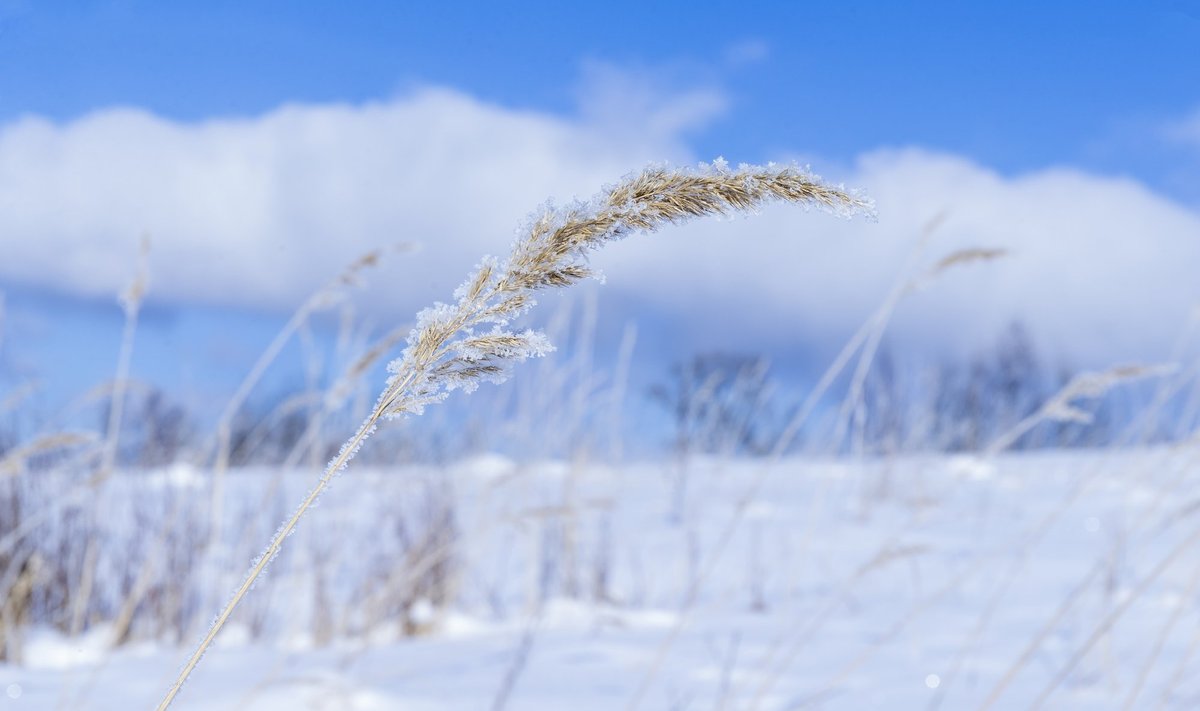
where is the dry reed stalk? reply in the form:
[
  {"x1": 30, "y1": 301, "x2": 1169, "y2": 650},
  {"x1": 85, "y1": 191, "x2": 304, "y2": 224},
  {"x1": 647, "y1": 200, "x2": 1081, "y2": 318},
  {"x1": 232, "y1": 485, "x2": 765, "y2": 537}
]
[
  {"x1": 742, "y1": 365, "x2": 1176, "y2": 708},
  {"x1": 13, "y1": 241, "x2": 156, "y2": 502},
  {"x1": 770, "y1": 221, "x2": 987, "y2": 457},
  {"x1": 941, "y1": 448, "x2": 1193, "y2": 707},
  {"x1": 931, "y1": 447, "x2": 1200, "y2": 709},
  {"x1": 1153, "y1": 607, "x2": 1200, "y2": 710},
  {"x1": 278, "y1": 321, "x2": 413, "y2": 470},
  {"x1": 973, "y1": 562, "x2": 1106, "y2": 710},
  {"x1": 734, "y1": 406, "x2": 1191, "y2": 711},
  {"x1": 0, "y1": 381, "x2": 38, "y2": 416},
  {"x1": 968, "y1": 445, "x2": 1200, "y2": 709},
  {"x1": 627, "y1": 240, "x2": 1008, "y2": 709},
  {"x1": 155, "y1": 160, "x2": 871, "y2": 709},
  {"x1": 230, "y1": 391, "x2": 322, "y2": 463},
  {"x1": 831, "y1": 242, "x2": 1009, "y2": 453},
  {"x1": 96, "y1": 237, "x2": 150, "y2": 483},
  {"x1": 0, "y1": 432, "x2": 96, "y2": 479},
  {"x1": 325, "y1": 323, "x2": 412, "y2": 411},
  {"x1": 770, "y1": 383, "x2": 1171, "y2": 709},
  {"x1": 0, "y1": 551, "x2": 39, "y2": 663},
  {"x1": 736, "y1": 535, "x2": 932, "y2": 708},
  {"x1": 68, "y1": 538, "x2": 99, "y2": 638},
  {"x1": 1178, "y1": 369, "x2": 1200, "y2": 435},
  {"x1": 1023, "y1": 519, "x2": 1200, "y2": 710},
  {"x1": 208, "y1": 246, "x2": 405, "y2": 541},
  {"x1": 986, "y1": 364, "x2": 1176, "y2": 455},
  {"x1": 1118, "y1": 310, "x2": 1200, "y2": 445},
  {"x1": 47, "y1": 242, "x2": 149, "y2": 659},
  {"x1": 607, "y1": 323, "x2": 639, "y2": 461},
  {"x1": 925, "y1": 465, "x2": 1118, "y2": 711},
  {"x1": 246, "y1": 324, "x2": 413, "y2": 518},
  {"x1": 1120, "y1": 556, "x2": 1200, "y2": 710},
  {"x1": 110, "y1": 541, "x2": 163, "y2": 648},
  {"x1": 43, "y1": 379, "x2": 152, "y2": 434},
  {"x1": 0, "y1": 460, "x2": 91, "y2": 561}
]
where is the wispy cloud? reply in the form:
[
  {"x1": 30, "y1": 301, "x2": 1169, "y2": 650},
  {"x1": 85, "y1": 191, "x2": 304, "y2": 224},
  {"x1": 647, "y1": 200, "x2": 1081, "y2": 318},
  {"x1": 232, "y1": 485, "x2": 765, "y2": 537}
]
[
  {"x1": 723, "y1": 39, "x2": 770, "y2": 67},
  {"x1": 573, "y1": 60, "x2": 729, "y2": 140}
]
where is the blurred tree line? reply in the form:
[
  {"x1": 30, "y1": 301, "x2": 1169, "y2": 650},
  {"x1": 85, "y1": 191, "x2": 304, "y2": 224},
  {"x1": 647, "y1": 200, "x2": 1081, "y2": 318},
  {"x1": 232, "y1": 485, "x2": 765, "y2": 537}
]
[
  {"x1": 649, "y1": 323, "x2": 1186, "y2": 458},
  {"x1": 1, "y1": 321, "x2": 1192, "y2": 468}
]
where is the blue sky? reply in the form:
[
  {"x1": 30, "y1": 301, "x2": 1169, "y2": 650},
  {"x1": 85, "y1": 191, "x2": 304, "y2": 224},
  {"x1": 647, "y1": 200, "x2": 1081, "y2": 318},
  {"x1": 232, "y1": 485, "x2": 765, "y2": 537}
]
[
  {"x1": 3, "y1": 1, "x2": 1197, "y2": 188},
  {"x1": 1, "y1": 1, "x2": 1199, "y2": 425}
]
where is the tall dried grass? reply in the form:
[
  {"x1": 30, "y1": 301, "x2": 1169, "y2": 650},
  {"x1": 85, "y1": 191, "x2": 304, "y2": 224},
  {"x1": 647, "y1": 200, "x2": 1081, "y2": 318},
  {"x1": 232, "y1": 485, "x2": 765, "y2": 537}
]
[
  {"x1": 155, "y1": 160, "x2": 873, "y2": 709},
  {"x1": 208, "y1": 246, "x2": 407, "y2": 540}
]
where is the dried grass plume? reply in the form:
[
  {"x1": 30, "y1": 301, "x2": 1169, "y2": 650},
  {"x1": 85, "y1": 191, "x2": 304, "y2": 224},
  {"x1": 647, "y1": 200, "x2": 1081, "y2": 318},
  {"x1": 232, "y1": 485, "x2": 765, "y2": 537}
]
[{"x1": 156, "y1": 159, "x2": 873, "y2": 710}]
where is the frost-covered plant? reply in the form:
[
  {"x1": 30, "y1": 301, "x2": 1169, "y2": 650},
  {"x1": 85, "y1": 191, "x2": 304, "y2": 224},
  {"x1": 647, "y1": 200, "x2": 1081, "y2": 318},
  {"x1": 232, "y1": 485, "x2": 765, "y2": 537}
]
[
  {"x1": 986, "y1": 363, "x2": 1175, "y2": 455},
  {"x1": 157, "y1": 160, "x2": 873, "y2": 709}
]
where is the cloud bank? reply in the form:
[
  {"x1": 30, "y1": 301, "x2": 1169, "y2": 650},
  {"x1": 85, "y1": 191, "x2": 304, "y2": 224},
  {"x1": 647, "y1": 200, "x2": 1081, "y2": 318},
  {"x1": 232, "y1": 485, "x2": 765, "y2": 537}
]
[{"x1": 2, "y1": 82, "x2": 1198, "y2": 367}]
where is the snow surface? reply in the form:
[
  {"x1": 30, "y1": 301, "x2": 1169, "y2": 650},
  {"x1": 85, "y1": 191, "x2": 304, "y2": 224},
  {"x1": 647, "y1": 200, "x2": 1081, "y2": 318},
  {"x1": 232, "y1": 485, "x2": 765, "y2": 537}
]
[{"x1": 7, "y1": 449, "x2": 1200, "y2": 709}]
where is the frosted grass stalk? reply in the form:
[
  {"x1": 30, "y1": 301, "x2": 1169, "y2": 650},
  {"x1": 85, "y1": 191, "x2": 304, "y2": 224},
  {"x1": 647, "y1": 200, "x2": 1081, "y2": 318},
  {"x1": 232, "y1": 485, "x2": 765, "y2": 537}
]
[{"x1": 156, "y1": 160, "x2": 872, "y2": 709}]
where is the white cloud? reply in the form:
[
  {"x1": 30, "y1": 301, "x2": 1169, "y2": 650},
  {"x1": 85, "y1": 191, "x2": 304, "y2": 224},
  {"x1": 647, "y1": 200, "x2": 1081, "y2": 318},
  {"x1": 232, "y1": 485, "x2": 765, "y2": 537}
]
[
  {"x1": 0, "y1": 72, "x2": 709, "y2": 309},
  {"x1": 573, "y1": 60, "x2": 728, "y2": 141},
  {"x1": 598, "y1": 149, "x2": 1200, "y2": 366},
  {"x1": 2, "y1": 78, "x2": 1199, "y2": 368}
]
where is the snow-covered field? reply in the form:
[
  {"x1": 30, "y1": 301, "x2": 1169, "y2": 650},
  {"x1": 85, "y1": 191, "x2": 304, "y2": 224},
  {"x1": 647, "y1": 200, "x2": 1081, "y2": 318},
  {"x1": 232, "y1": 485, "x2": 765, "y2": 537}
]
[{"x1": 6, "y1": 448, "x2": 1200, "y2": 709}]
